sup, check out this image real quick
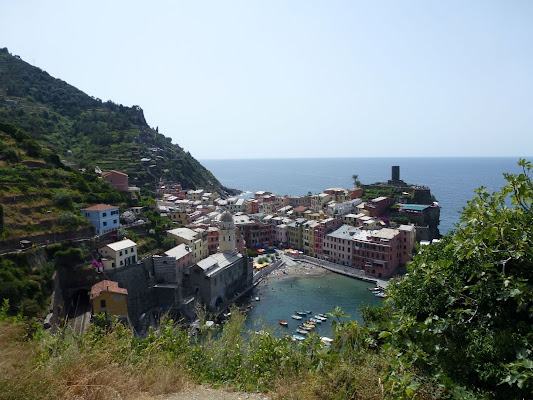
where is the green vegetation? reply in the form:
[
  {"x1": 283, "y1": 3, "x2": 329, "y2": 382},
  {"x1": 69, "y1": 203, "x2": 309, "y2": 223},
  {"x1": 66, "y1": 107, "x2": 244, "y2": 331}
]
[
  {"x1": 0, "y1": 253, "x2": 55, "y2": 317},
  {"x1": 367, "y1": 159, "x2": 533, "y2": 398},
  {"x1": 0, "y1": 48, "x2": 230, "y2": 193},
  {"x1": 0, "y1": 123, "x2": 127, "y2": 239}
]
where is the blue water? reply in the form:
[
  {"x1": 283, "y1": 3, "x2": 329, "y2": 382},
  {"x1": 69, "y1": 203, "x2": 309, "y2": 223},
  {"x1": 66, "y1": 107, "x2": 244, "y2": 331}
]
[
  {"x1": 246, "y1": 271, "x2": 383, "y2": 337},
  {"x1": 202, "y1": 157, "x2": 528, "y2": 234}
]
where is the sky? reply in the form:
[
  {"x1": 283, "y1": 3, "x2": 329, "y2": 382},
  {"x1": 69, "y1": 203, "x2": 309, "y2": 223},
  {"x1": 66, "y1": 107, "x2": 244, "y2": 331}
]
[{"x1": 1, "y1": 1, "x2": 532, "y2": 160}]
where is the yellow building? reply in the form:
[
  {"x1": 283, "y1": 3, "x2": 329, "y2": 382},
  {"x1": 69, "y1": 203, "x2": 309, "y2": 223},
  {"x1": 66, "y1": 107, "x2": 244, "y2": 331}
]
[
  {"x1": 90, "y1": 280, "x2": 128, "y2": 319},
  {"x1": 168, "y1": 210, "x2": 188, "y2": 226}
]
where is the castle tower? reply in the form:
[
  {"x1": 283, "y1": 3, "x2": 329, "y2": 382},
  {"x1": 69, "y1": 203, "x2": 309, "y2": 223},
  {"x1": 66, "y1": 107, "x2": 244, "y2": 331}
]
[
  {"x1": 392, "y1": 166, "x2": 400, "y2": 182},
  {"x1": 218, "y1": 211, "x2": 236, "y2": 254}
]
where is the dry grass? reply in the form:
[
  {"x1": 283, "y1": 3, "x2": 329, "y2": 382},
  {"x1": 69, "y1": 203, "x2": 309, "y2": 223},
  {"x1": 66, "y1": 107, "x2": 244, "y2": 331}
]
[{"x1": 0, "y1": 322, "x2": 195, "y2": 400}]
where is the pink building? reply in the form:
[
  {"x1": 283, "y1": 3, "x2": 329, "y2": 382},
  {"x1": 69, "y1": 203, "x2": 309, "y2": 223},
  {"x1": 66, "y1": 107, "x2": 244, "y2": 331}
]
[
  {"x1": 207, "y1": 227, "x2": 219, "y2": 255},
  {"x1": 364, "y1": 197, "x2": 395, "y2": 217},
  {"x1": 102, "y1": 170, "x2": 129, "y2": 192},
  {"x1": 323, "y1": 225, "x2": 359, "y2": 266},
  {"x1": 313, "y1": 217, "x2": 343, "y2": 258},
  {"x1": 352, "y1": 228, "x2": 405, "y2": 278}
]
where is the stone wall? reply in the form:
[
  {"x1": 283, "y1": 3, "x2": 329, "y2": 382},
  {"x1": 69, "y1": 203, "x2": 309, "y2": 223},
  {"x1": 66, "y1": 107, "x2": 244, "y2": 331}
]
[{"x1": 105, "y1": 261, "x2": 156, "y2": 326}]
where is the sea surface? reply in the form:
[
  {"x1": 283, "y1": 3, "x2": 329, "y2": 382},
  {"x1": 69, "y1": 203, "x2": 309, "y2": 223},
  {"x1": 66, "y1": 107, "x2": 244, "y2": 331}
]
[
  {"x1": 202, "y1": 157, "x2": 528, "y2": 235},
  {"x1": 245, "y1": 272, "x2": 383, "y2": 338},
  {"x1": 202, "y1": 157, "x2": 528, "y2": 333}
]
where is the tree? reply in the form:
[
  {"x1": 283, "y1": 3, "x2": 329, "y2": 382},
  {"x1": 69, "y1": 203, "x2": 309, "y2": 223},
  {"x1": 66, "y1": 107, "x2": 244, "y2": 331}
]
[
  {"x1": 0, "y1": 203, "x2": 3, "y2": 231},
  {"x1": 352, "y1": 174, "x2": 362, "y2": 188},
  {"x1": 379, "y1": 159, "x2": 533, "y2": 398}
]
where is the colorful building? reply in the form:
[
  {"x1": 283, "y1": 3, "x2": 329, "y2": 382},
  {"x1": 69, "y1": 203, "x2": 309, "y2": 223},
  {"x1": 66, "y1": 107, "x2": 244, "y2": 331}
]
[
  {"x1": 90, "y1": 280, "x2": 128, "y2": 319},
  {"x1": 82, "y1": 204, "x2": 120, "y2": 235},
  {"x1": 98, "y1": 238, "x2": 138, "y2": 270},
  {"x1": 101, "y1": 170, "x2": 129, "y2": 192}
]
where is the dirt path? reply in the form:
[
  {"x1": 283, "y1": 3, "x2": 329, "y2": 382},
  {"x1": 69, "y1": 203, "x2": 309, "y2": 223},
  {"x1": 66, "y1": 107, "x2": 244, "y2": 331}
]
[{"x1": 141, "y1": 387, "x2": 269, "y2": 400}]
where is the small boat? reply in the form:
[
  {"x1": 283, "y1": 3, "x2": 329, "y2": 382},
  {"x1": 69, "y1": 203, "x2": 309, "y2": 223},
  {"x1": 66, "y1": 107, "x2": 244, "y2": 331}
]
[
  {"x1": 296, "y1": 328, "x2": 308, "y2": 335},
  {"x1": 255, "y1": 297, "x2": 260, "y2": 301},
  {"x1": 305, "y1": 310, "x2": 312, "y2": 314},
  {"x1": 292, "y1": 315, "x2": 303, "y2": 320},
  {"x1": 309, "y1": 317, "x2": 322, "y2": 324},
  {"x1": 367, "y1": 287, "x2": 380, "y2": 291},
  {"x1": 292, "y1": 334, "x2": 306, "y2": 341},
  {"x1": 377, "y1": 293, "x2": 387, "y2": 298},
  {"x1": 303, "y1": 323, "x2": 315, "y2": 329},
  {"x1": 299, "y1": 324, "x2": 313, "y2": 331},
  {"x1": 320, "y1": 336, "x2": 333, "y2": 344},
  {"x1": 279, "y1": 320, "x2": 288, "y2": 326},
  {"x1": 296, "y1": 311, "x2": 307, "y2": 316},
  {"x1": 318, "y1": 313, "x2": 327, "y2": 319},
  {"x1": 314, "y1": 315, "x2": 326, "y2": 321}
]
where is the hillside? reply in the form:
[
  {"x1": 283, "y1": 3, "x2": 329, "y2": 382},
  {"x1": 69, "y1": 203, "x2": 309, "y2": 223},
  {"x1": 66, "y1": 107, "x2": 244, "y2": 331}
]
[
  {"x1": 0, "y1": 48, "x2": 231, "y2": 194},
  {"x1": 0, "y1": 122, "x2": 128, "y2": 242}
]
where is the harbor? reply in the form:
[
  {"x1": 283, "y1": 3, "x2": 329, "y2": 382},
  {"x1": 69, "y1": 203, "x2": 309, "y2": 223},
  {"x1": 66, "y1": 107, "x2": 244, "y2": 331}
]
[{"x1": 245, "y1": 258, "x2": 384, "y2": 338}]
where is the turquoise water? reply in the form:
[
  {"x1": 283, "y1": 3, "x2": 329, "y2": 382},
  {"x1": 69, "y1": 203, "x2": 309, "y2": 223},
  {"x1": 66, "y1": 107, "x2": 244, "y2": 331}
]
[{"x1": 245, "y1": 271, "x2": 383, "y2": 337}]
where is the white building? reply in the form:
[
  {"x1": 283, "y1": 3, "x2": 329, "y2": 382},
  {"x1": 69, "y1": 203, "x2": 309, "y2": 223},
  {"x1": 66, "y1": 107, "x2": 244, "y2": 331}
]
[{"x1": 98, "y1": 239, "x2": 138, "y2": 271}]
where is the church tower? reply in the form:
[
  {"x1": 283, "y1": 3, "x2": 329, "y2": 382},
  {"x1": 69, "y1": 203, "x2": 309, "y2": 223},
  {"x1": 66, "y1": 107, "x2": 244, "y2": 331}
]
[{"x1": 218, "y1": 211, "x2": 236, "y2": 254}]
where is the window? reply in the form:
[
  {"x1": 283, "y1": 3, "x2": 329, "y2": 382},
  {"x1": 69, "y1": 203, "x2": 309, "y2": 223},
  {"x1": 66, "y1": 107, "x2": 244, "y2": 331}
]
[
  {"x1": 119, "y1": 251, "x2": 123, "y2": 256},
  {"x1": 100, "y1": 300, "x2": 106, "y2": 308},
  {"x1": 103, "y1": 222, "x2": 107, "y2": 226},
  {"x1": 103, "y1": 212, "x2": 107, "y2": 217},
  {"x1": 113, "y1": 219, "x2": 117, "y2": 224}
]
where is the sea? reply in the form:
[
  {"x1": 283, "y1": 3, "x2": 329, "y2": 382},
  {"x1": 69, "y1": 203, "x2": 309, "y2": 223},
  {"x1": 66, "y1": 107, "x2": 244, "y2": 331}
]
[
  {"x1": 202, "y1": 157, "x2": 528, "y2": 235},
  {"x1": 201, "y1": 157, "x2": 528, "y2": 335}
]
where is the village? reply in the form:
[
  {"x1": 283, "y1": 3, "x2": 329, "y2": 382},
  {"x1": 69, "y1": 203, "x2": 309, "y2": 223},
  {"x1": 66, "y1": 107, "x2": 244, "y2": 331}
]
[{"x1": 69, "y1": 166, "x2": 441, "y2": 335}]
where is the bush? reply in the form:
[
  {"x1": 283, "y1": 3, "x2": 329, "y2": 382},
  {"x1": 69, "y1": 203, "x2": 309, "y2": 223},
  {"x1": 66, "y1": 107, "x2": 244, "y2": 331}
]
[
  {"x1": 57, "y1": 212, "x2": 78, "y2": 227},
  {"x1": 53, "y1": 189, "x2": 73, "y2": 209}
]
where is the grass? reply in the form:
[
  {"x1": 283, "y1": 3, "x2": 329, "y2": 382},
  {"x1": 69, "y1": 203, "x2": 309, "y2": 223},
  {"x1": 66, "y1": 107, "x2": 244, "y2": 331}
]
[{"x1": 0, "y1": 310, "x2": 444, "y2": 400}]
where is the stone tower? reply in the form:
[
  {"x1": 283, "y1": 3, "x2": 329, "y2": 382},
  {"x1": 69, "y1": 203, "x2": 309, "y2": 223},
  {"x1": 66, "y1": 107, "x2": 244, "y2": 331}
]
[{"x1": 218, "y1": 211, "x2": 236, "y2": 254}]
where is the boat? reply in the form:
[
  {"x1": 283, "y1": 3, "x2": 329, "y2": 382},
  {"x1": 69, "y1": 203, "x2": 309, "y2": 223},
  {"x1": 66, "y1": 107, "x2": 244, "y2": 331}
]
[
  {"x1": 303, "y1": 323, "x2": 315, "y2": 329},
  {"x1": 255, "y1": 297, "x2": 260, "y2": 301},
  {"x1": 279, "y1": 320, "x2": 288, "y2": 326},
  {"x1": 305, "y1": 310, "x2": 312, "y2": 314},
  {"x1": 309, "y1": 317, "x2": 322, "y2": 324},
  {"x1": 296, "y1": 311, "x2": 307, "y2": 316},
  {"x1": 299, "y1": 324, "x2": 313, "y2": 331},
  {"x1": 296, "y1": 328, "x2": 308, "y2": 335},
  {"x1": 292, "y1": 315, "x2": 303, "y2": 320},
  {"x1": 367, "y1": 287, "x2": 380, "y2": 291},
  {"x1": 292, "y1": 334, "x2": 306, "y2": 341},
  {"x1": 320, "y1": 336, "x2": 333, "y2": 344},
  {"x1": 314, "y1": 315, "x2": 326, "y2": 321},
  {"x1": 377, "y1": 292, "x2": 387, "y2": 298},
  {"x1": 318, "y1": 313, "x2": 327, "y2": 319}
]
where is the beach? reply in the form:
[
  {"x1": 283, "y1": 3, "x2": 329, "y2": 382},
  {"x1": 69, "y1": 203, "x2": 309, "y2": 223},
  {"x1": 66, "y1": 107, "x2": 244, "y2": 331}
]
[{"x1": 259, "y1": 260, "x2": 330, "y2": 281}]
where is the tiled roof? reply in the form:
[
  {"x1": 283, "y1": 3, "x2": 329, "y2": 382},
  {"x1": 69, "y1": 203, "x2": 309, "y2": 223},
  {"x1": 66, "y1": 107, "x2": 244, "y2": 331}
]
[
  {"x1": 102, "y1": 170, "x2": 128, "y2": 177},
  {"x1": 82, "y1": 204, "x2": 118, "y2": 211},
  {"x1": 90, "y1": 280, "x2": 128, "y2": 299}
]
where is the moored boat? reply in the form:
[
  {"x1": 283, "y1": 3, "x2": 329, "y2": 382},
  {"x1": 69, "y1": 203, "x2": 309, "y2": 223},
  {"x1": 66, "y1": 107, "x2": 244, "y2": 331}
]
[
  {"x1": 314, "y1": 315, "x2": 326, "y2": 321},
  {"x1": 292, "y1": 315, "x2": 303, "y2": 320},
  {"x1": 292, "y1": 334, "x2": 306, "y2": 341},
  {"x1": 279, "y1": 320, "x2": 288, "y2": 326},
  {"x1": 296, "y1": 328, "x2": 308, "y2": 335},
  {"x1": 296, "y1": 311, "x2": 307, "y2": 316},
  {"x1": 309, "y1": 317, "x2": 322, "y2": 324}
]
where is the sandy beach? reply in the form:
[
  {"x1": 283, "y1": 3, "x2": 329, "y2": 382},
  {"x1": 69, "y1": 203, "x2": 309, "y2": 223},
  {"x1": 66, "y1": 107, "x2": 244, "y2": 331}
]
[{"x1": 261, "y1": 260, "x2": 330, "y2": 281}]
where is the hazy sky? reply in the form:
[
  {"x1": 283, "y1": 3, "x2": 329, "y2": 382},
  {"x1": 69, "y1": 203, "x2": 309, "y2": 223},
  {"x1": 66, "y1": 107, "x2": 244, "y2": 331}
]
[{"x1": 1, "y1": 1, "x2": 532, "y2": 159}]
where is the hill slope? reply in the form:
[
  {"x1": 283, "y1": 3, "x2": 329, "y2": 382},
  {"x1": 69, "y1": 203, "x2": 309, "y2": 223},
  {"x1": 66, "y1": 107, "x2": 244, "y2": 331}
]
[{"x1": 0, "y1": 48, "x2": 231, "y2": 194}]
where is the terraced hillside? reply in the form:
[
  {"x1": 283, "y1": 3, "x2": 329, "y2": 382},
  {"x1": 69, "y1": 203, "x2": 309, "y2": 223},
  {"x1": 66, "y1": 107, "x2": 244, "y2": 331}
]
[
  {"x1": 0, "y1": 48, "x2": 230, "y2": 194},
  {"x1": 0, "y1": 122, "x2": 124, "y2": 244}
]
